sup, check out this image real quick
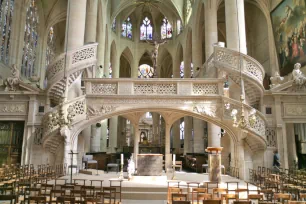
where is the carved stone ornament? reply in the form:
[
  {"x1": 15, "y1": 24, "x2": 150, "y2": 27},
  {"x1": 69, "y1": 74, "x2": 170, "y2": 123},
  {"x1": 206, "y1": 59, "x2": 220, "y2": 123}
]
[
  {"x1": 193, "y1": 104, "x2": 219, "y2": 118},
  {"x1": 292, "y1": 63, "x2": 306, "y2": 90},
  {"x1": 270, "y1": 71, "x2": 284, "y2": 89},
  {"x1": 285, "y1": 105, "x2": 306, "y2": 116},
  {"x1": 0, "y1": 104, "x2": 25, "y2": 113},
  {"x1": 4, "y1": 64, "x2": 20, "y2": 91},
  {"x1": 87, "y1": 105, "x2": 117, "y2": 116}
]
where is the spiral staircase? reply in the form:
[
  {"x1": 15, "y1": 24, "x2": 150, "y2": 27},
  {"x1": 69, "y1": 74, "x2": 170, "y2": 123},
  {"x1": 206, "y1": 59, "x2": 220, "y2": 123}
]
[{"x1": 41, "y1": 44, "x2": 267, "y2": 154}]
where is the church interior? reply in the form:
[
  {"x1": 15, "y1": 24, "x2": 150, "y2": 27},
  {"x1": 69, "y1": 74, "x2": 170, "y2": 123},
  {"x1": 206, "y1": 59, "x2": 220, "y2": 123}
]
[{"x1": 0, "y1": 0, "x2": 306, "y2": 203}]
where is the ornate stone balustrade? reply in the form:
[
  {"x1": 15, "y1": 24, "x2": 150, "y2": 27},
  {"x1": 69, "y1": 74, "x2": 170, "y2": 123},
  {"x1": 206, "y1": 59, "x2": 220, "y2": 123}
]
[
  {"x1": 214, "y1": 47, "x2": 264, "y2": 85},
  {"x1": 85, "y1": 78, "x2": 223, "y2": 96},
  {"x1": 223, "y1": 97, "x2": 266, "y2": 137},
  {"x1": 46, "y1": 43, "x2": 98, "y2": 82}
]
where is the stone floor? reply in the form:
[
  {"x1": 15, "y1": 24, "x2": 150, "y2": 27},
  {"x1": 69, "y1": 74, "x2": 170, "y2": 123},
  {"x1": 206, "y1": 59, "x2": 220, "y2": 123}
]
[{"x1": 47, "y1": 170, "x2": 257, "y2": 203}]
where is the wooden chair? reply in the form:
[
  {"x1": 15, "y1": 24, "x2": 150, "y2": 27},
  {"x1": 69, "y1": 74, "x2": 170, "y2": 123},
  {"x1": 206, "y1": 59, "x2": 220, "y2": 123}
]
[
  {"x1": 172, "y1": 201, "x2": 191, "y2": 204},
  {"x1": 191, "y1": 188, "x2": 207, "y2": 202},
  {"x1": 28, "y1": 196, "x2": 47, "y2": 204},
  {"x1": 0, "y1": 195, "x2": 17, "y2": 204},
  {"x1": 212, "y1": 188, "x2": 228, "y2": 200},
  {"x1": 288, "y1": 202, "x2": 306, "y2": 204},
  {"x1": 300, "y1": 194, "x2": 306, "y2": 201},
  {"x1": 40, "y1": 183, "x2": 53, "y2": 196},
  {"x1": 274, "y1": 193, "x2": 291, "y2": 204},
  {"x1": 233, "y1": 201, "x2": 251, "y2": 204},
  {"x1": 102, "y1": 187, "x2": 117, "y2": 204},
  {"x1": 168, "y1": 187, "x2": 183, "y2": 203},
  {"x1": 235, "y1": 189, "x2": 249, "y2": 200},
  {"x1": 56, "y1": 196, "x2": 75, "y2": 204},
  {"x1": 172, "y1": 193, "x2": 188, "y2": 201},
  {"x1": 49, "y1": 190, "x2": 65, "y2": 203},
  {"x1": 84, "y1": 197, "x2": 100, "y2": 204},
  {"x1": 70, "y1": 190, "x2": 86, "y2": 203},
  {"x1": 96, "y1": 192, "x2": 113, "y2": 204},
  {"x1": 81, "y1": 186, "x2": 95, "y2": 198},
  {"x1": 259, "y1": 189, "x2": 274, "y2": 202},
  {"x1": 173, "y1": 161, "x2": 183, "y2": 171},
  {"x1": 0, "y1": 187, "x2": 15, "y2": 195},
  {"x1": 196, "y1": 193, "x2": 213, "y2": 203},
  {"x1": 221, "y1": 193, "x2": 238, "y2": 204},
  {"x1": 247, "y1": 194, "x2": 263, "y2": 202},
  {"x1": 203, "y1": 200, "x2": 222, "y2": 204}
]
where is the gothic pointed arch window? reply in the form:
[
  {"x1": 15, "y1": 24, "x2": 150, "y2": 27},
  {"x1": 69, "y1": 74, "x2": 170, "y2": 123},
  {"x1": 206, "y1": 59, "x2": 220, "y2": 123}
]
[
  {"x1": 161, "y1": 17, "x2": 172, "y2": 39},
  {"x1": 177, "y1": 20, "x2": 183, "y2": 35},
  {"x1": 45, "y1": 27, "x2": 56, "y2": 67},
  {"x1": 138, "y1": 64, "x2": 154, "y2": 78},
  {"x1": 0, "y1": 0, "x2": 14, "y2": 64},
  {"x1": 140, "y1": 17, "x2": 153, "y2": 40},
  {"x1": 21, "y1": 0, "x2": 39, "y2": 78},
  {"x1": 121, "y1": 17, "x2": 132, "y2": 39}
]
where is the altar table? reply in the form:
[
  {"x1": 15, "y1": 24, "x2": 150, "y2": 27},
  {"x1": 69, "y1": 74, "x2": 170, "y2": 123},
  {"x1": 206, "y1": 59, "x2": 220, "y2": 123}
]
[{"x1": 137, "y1": 154, "x2": 163, "y2": 176}]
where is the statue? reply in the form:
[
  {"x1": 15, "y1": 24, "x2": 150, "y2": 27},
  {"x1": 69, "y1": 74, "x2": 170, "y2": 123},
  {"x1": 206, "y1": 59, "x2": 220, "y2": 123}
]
[
  {"x1": 270, "y1": 71, "x2": 284, "y2": 89},
  {"x1": 292, "y1": 63, "x2": 306, "y2": 89},
  {"x1": 127, "y1": 154, "x2": 135, "y2": 180},
  {"x1": 146, "y1": 36, "x2": 167, "y2": 77},
  {"x1": 4, "y1": 64, "x2": 20, "y2": 91}
]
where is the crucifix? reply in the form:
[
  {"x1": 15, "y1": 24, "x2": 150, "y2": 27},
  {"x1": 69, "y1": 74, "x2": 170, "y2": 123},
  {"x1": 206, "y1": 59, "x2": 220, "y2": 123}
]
[{"x1": 146, "y1": 32, "x2": 167, "y2": 78}]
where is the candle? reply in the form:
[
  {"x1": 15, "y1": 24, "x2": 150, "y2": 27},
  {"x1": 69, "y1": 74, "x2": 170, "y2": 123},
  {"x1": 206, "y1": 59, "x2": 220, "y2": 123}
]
[
  {"x1": 173, "y1": 154, "x2": 176, "y2": 166},
  {"x1": 121, "y1": 154, "x2": 124, "y2": 165}
]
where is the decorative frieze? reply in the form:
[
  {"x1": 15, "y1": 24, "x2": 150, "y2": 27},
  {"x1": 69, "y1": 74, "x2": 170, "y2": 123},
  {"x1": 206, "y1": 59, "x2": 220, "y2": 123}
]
[
  {"x1": 134, "y1": 83, "x2": 177, "y2": 95},
  {"x1": 92, "y1": 83, "x2": 117, "y2": 94},
  {"x1": 193, "y1": 104, "x2": 220, "y2": 118},
  {"x1": 284, "y1": 104, "x2": 306, "y2": 117},
  {"x1": 0, "y1": 104, "x2": 26, "y2": 113},
  {"x1": 87, "y1": 105, "x2": 117, "y2": 116},
  {"x1": 72, "y1": 47, "x2": 96, "y2": 64}
]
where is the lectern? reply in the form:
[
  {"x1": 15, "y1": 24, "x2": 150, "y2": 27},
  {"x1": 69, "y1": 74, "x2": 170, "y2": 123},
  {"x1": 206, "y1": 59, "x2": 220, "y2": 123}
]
[{"x1": 205, "y1": 147, "x2": 223, "y2": 182}]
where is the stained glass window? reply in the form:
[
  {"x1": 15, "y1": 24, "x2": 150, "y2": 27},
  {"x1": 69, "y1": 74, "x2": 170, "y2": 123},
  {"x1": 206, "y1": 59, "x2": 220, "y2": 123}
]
[
  {"x1": 161, "y1": 17, "x2": 172, "y2": 39},
  {"x1": 21, "y1": 0, "x2": 39, "y2": 78},
  {"x1": 0, "y1": 0, "x2": 14, "y2": 64},
  {"x1": 109, "y1": 63, "x2": 112, "y2": 78},
  {"x1": 45, "y1": 27, "x2": 56, "y2": 67},
  {"x1": 185, "y1": 0, "x2": 192, "y2": 24},
  {"x1": 112, "y1": 19, "x2": 116, "y2": 32},
  {"x1": 140, "y1": 17, "x2": 153, "y2": 40},
  {"x1": 180, "y1": 61, "x2": 194, "y2": 78},
  {"x1": 180, "y1": 120, "x2": 184, "y2": 140},
  {"x1": 177, "y1": 20, "x2": 183, "y2": 35},
  {"x1": 138, "y1": 64, "x2": 154, "y2": 78},
  {"x1": 122, "y1": 17, "x2": 132, "y2": 39}
]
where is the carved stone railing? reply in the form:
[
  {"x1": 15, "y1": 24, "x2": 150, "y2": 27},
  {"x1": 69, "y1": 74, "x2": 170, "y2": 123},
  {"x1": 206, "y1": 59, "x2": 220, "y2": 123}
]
[
  {"x1": 85, "y1": 78, "x2": 223, "y2": 96},
  {"x1": 214, "y1": 47, "x2": 264, "y2": 85},
  {"x1": 223, "y1": 97, "x2": 266, "y2": 137},
  {"x1": 42, "y1": 95, "x2": 87, "y2": 143},
  {"x1": 46, "y1": 43, "x2": 98, "y2": 85}
]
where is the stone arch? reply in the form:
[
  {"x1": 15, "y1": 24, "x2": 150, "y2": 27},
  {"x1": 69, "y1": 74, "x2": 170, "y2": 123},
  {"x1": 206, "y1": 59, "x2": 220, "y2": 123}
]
[
  {"x1": 158, "y1": 48, "x2": 173, "y2": 78},
  {"x1": 110, "y1": 40, "x2": 118, "y2": 78},
  {"x1": 173, "y1": 43, "x2": 183, "y2": 78},
  {"x1": 120, "y1": 47, "x2": 133, "y2": 78},
  {"x1": 139, "y1": 50, "x2": 153, "y2": 67}
]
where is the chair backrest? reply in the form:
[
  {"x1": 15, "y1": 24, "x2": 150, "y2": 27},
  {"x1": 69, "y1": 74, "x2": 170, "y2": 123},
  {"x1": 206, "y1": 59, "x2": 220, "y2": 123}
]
[
  {"x1": 83, "y1": 155, "x2": 93, "y2": 161},
  {"x1": 213, "y1": 188, "x2": 228, "y2": 199},
  {"x1": 175, "y1": 161, "x2": 182, "y2": 165},
  {"x1": 203, "y1": 200, "x2": 222, "y2": 204},
  {"x1": 29, "y1": 196, "x2": 46, "y2": 204},
  {"x1": 172, "y1": 201, "x2": 191, "y2": 204},
  {"x1": 172, "y1": 193, "x2": 187, "y2": 201},
  {"x1": 0, "y1": 195, "x2": 17, "y2": 204},
  {"x1": 233, "y1": 201, "x2": 251, "y2": 204},
  {"x1": 56, "y1": 196, "x2": 75, "y2": 204}
]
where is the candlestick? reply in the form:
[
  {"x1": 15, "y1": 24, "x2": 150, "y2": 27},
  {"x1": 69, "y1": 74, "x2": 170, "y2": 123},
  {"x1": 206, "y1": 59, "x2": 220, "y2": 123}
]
[
  {"x1": 173, "y1": 154, "x2": 176, "y2": 166},
  {"x1": 121, "y1": 154, "x2": 124, "y2": 165}
]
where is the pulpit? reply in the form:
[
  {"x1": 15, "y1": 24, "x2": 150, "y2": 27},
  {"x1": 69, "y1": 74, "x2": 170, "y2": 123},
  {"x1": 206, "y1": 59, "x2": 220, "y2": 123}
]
[{"x1": 137, "y1": 154, "x2": 163, "y2": 176}]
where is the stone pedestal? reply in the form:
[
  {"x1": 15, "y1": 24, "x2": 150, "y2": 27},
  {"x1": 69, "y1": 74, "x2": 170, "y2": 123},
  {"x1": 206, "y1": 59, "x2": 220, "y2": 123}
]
[{"x1": 206, "y1": 147, "x2": 223, "y2": 182}]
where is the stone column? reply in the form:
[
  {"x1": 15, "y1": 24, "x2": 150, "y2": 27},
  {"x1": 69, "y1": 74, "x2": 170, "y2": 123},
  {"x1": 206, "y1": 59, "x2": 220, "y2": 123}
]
[
  {"x1": 165, "y1": 123, "x2": 172, "y2": 171},
  {"x1": 90, "y1": 123, "x2": 101, "y2": 152},
  {"x1": 152, "y1": 113, "x2": 160, "y2": 145},
  {"x1": 100, "y1": 119, "x2": 108, "y2": 152},
  {"x1": 237, "y1": 139, "x2": 246, "y2": 180},
  {"x1": 184, "y1": 117, "x2": 192, "y2": 154},
  {"x1": 274, "y1": 96, "x2": 288, "y2": 168},
  {"x1": 193, "y1": 119, "x2": 205, "y2": 153},
  {"x1": 225, "y1": 0, "x2": 247, "y2": 54},
  {"x1": 83, "y1": 126, "x2": 91, "y2": 153},
  {"x1": 208, "y1": 123, "x2": 221, "y2": 147},
  {"x1": 204, "y1": 0, "x2": 218, "y2": 58},
  {"x1": 133, "y1": 124, "x2": 140, "y2": 168},
  {"x1": 109, "y1": 117, "x2": 118, "y2": 153},
  {"x1": 287, "y1": 123, "x2": 297, "y2": 167},
  {"x1": 85, "y1": 0, "x2": 98, "y2": 43},
  {"x1": 66, "y1": 0, "x2": 87, "y2": 51},
  {"x1": 172, "y1": 120, "x2": 181, "y2": 154},
  {"x1": 96, "y1": 0, "x2": 105, "y2": 78},
  {"x1": 184, "y1": 48, "x2": 192, "y2": 78}
]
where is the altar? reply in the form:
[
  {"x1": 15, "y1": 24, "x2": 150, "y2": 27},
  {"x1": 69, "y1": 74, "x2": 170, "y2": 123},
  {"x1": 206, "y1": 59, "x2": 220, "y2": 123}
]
[{"x1": 137, "y1": 154, "x2": 163, "y2": 176}]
